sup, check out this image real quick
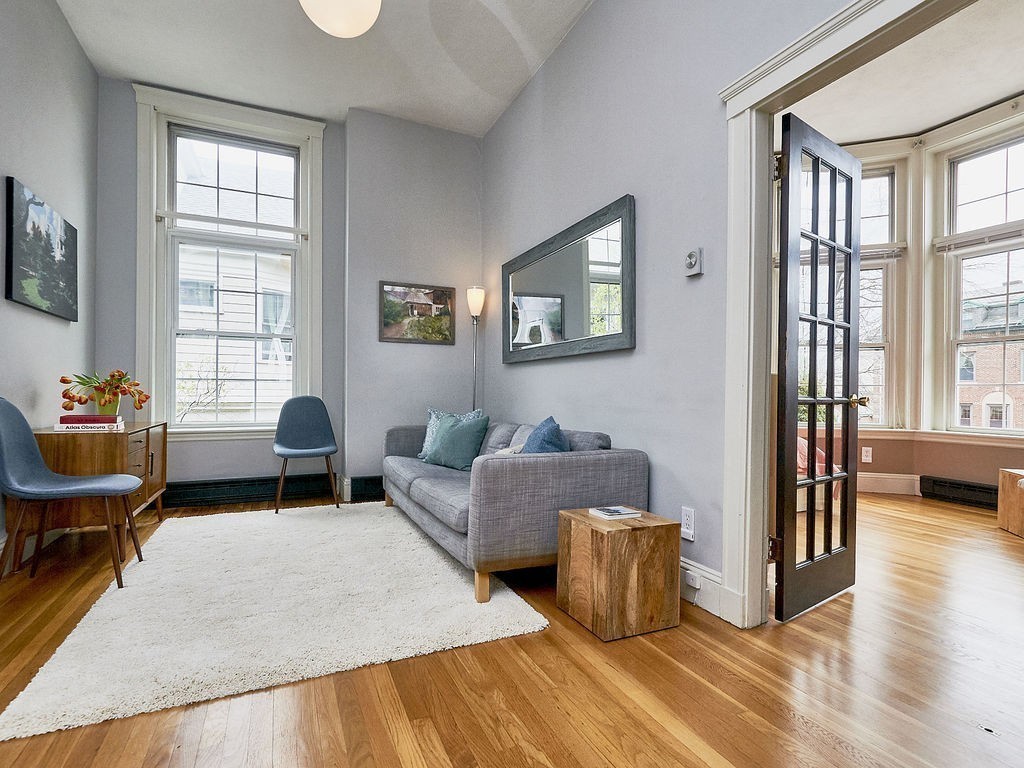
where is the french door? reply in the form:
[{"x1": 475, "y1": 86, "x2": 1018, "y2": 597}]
[{"x1": 775, "y1": 113, "x2": 862, "y2": 622}]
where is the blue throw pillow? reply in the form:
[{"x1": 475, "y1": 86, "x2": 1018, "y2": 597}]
[
  {"x1": 522, "y1": 416, "x2": 570, "y2": 454},
  {"x1": 424, "y1": 416, "x2": 491, "y2": 471},
  {"x1": 418, "y1": 408, "x2": 484, "y2": 459}
]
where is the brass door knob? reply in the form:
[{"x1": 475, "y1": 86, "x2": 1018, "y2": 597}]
[{"x1": 848, "y1": 394, "x2": 870, "y2": 408}]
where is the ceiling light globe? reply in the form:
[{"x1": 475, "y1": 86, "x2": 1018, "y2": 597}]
[{"x1": 299, "y1": 0, "x2": 382, "y2": 39}]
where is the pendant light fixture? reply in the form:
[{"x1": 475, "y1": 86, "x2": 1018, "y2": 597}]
[{"x1": 299, "y1": 0, "x2": 382, "y2": 39}]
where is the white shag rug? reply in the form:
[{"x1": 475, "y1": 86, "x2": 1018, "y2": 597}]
[{"x1": 0, "y1": 503, "x2": 547, "y2": 741}]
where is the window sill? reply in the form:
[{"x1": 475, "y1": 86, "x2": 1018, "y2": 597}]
[
  {"x1": 858, "y1": 428, "x2": 1024, "y2": 449},
  {"x1": 168, "y1": 426, "x2": 277, "y2": 442}
]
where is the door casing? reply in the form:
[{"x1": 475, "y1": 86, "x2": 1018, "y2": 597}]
[{"x1": 717, "y1": 0, "x2": 977, "y2": 629}]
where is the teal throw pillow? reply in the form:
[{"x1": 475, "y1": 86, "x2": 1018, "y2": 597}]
[
  {"x1": 424, "y1": 415, "x2": 490, "y2": 470},
  {"x1": 418, "y1": 407, "x2": 484, "y2": 459},
  {"x1": 522, "y1": 416, "x2": 570, "y2": 454}
]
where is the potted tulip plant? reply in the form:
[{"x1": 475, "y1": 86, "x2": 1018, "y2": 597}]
[{"x1": 59, "y1": 369, "x2": 150, "y2": 415}]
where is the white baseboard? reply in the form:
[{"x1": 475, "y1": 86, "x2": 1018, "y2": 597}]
[
  {"x1": 680, "y1": 557, "x2": 723, "y2": 617},
  {"x1": 342, "y1": 476, "x2": 352, "y2": 503},
  {"x1": 859, "y1": 472, "x2": 920, "y2": 496}
]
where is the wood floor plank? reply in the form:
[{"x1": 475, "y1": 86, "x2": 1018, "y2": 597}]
[{"x1": 0, "y1": 494, "x2": 1022, "y2": 767}]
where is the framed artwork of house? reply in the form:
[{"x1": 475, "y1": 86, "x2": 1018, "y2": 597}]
[{"x1": 379, "y1": 281, "x2": 456, "y2": 345}]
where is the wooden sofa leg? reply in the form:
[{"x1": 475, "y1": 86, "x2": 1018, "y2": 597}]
[
  {"x1": 384, "y1": 491, "x2": 394, "y2": 507},
  {"x1": 475, "y1": 571, "x2": 490, "y2": 603}
]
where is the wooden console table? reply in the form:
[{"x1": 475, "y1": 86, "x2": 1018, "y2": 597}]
[
  {"x1": 3, "y1": 422, "x2": 167, "y2": 570},
  {"x1": 556, "y1": 507, "x2": 680, "y2": 641}
]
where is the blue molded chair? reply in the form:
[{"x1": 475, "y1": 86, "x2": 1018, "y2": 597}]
[
  {"x1": 273, "y1": 396, "x2": 340, "y2": 512},
  {"x1": 0, "y1": 397, "x2": 143, "y2": 588}
]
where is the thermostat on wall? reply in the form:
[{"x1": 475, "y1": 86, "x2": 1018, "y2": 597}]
[{"x1": 684, "y1": 247, "x2": 704, "y2": 277}]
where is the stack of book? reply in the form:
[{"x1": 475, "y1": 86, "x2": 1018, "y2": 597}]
[
  {"x1": 588, "y1": 505, "x2": 642, "y2": 520},
  {"x1": 54, "y1": 414, "x2": 125, "y2": 432}
]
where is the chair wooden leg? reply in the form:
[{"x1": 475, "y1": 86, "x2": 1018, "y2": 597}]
[
  {"x1": 29, "y1": 501, "x2": 52, "y2": 578},
  {"x1": 275, "y1": 459, "x2": 288, "y2": 513},
  {"x1": 325, "y1": 455, "x2": 340, "y2": 508},
  {"x1": 103, "y1": 497, "x2": 124, "y2": 589},
  {"x1": 0, "y1": 498, "x2": 26, "y2": 579},
  {"x1": 123, "y1": 495, "x2": 143, "y2": 562},
  {"x1": 475, "y1": 571, "x2": 491, "y2": 603}
]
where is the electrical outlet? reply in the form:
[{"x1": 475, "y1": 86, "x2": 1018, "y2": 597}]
[
  {"x1": 684, "y1": 571, "x2": 701, "y2": 590},
  {"x1": 680, "y1": 505, "x2": 695, "y2": 541},
  {"x1": 861, "y1": 446, "x2": 873, "y2": 464}
]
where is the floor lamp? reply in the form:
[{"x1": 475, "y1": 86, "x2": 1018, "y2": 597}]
[{"x1": 467, "y1": 286, "x2": 485, "y2": 411}]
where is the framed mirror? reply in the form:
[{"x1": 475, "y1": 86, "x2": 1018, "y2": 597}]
[{"x1": 502, "y1": 195, "x2": 635, "y2": 363}]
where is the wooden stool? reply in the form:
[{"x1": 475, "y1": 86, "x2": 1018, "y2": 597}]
[
  {"x1": 556, "y1": 507, "x2": 680, "y2": 641},
  {"x1": 998, "y1": 469, "x2": 1024, "y2": 538}
]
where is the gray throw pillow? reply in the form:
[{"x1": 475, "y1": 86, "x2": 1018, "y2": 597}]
[
  {"x1": 424, "y1": 416, "x2": 491, "y2": 471},
  {"x1": 418, "y1": 408, "x2": 484, "y2": 459}
]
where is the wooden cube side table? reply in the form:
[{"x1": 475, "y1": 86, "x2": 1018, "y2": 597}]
[
  {"x1": 556, "y1": 507, "x2": 680, "y2": 641},
  {"x1": 998, "y1": 469, "x2": 1024, "y2": 538}
]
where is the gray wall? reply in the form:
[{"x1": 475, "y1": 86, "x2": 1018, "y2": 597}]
[
  {"x1": 344, "y1": 109, "x2": 482, "y2": 478},
  {"x1": 480, "y1": 0, "x2": 847, "y2": 572},
  {"x1": 93, "y1": 80, "x2": 347, "y2": 481},
  {"x1": 0, "y1": 0, "x2": 98, "y2": 552}
]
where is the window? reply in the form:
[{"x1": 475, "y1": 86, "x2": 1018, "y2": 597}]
[
  {"x1": 952, "y1": 137, "x2": 1024, "y2": 234},
  {"x1": 857, "y1": 267, "x2": 887, "y2": 425},
  {"x1": 959, "y1": 350, "x2": 975, "y2": 381},
  {"x1": 856, "y1": 167, "x2": 896, "y2": 428},
  {"x1": 135, "y1": 85, "x2": 323, "y2": 435},
  {"x1": 988, "y1": 403, "x2": 1005, "y2": 429},
  {"x1": 587, "y1": 221, "x2": 622, "y2": 334},
  {"x1": 959, "y1": 403, "x2": 972, "y2": 427},
  {"x1": 953, "y1": 250, "x2": 1024, "y2": 430},
  {"x1": 171, "y1": 129, "x2": 299, "y2": 425}
]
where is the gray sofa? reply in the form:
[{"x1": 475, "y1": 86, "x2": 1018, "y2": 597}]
[{"x1": 382, "y1": 421, "x2": 649, "y2": 601}]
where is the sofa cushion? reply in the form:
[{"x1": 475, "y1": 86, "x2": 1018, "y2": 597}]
[
  {"x1": 511, "y1": 424, "x2": 535, "y2": 447},
  {"x1": 424, "y1": 415, "x2": 490, "y2": 470},
  {"x1": 409, "y1": 476, "x2": 472, "y2": 533},
  {"x1": 479, "y1": 422, "x2": 520, "y2": 455},
  {"x1": 383, "y1": 456, "x2": 468, "y2": 496},
  {"x1": 523, "y1": 416, "x2": 570, "y2": 453},
  {"x1": 510, "y1": 424, "x2": 612, "y2": 452},
  {"x1": 418, "y1": 407, "x2": 484, "y2": 458},
  {"x1": 564, "y1": 429, "x2": 611, "y2": 451}
]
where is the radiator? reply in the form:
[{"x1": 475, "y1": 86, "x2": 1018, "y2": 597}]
[{"x1": 919, "y1": 475, "x2": 997, "y2": 510}]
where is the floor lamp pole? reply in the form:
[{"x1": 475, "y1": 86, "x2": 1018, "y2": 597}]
[{"x1": 472, "y1": 315, "x2": 479, "y2": 411}]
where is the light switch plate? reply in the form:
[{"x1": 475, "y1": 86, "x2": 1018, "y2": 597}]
[{"x1": 684, "y1": 248, "x2": 704, "y2": 277}]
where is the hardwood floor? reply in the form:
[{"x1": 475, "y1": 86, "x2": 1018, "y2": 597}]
[{"x1": 0, "y1": 494, "x2": 1022, "y2": 767}]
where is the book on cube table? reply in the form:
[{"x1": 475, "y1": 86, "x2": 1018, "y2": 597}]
[{"x1": 588, "y1": 505, "x2": 641, "y2": 520}]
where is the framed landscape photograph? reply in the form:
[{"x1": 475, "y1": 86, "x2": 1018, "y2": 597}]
[
  {"x1": 4, "y1": 177, "x2": 78, "y2": 321},
  {"x1": 379, "y1": 281, "x2": 455, "y2": 345},
  {"x1": 511, "y1": 293, "x2": 563, "y2": 348}
]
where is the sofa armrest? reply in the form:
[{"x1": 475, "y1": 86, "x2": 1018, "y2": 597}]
[
  {"x1": 384, "y1": 425, "x2": 428, "y2": 459},
  {"x1": 467, "y1": 448, "x2": 649, "y2": 571}
]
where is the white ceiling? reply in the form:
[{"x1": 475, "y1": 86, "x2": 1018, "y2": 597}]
[
  {"x1": 55, "y1": 0, "x2": 593, "y2": 137},
  {"x1": 786, "y1": 0, "x2": 1024, "y2": 145}
]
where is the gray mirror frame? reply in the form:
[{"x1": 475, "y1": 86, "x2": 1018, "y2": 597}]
[{"x1": 502, "y1": 194, "x2": 636, "y2": 364}]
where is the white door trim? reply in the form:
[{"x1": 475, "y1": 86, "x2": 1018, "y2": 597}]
[{"x1": 719, "y1": 0, "x2": 976, "y2": 628}]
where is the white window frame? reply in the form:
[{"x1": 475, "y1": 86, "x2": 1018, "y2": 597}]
[
  {"x1": 134, "y1": 85, "x2": 324, "y2": 440},
  {"x1": 935, "y1": 117, "x2": 1024, "y2": 436}
]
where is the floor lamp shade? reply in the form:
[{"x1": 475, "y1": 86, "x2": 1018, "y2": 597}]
[
  {"x1": 467, "y1": 286, "x2": 486, "y2": 317},
  {"x1": 299, "y1": 0, "x2": 382, "y2": 38}
]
